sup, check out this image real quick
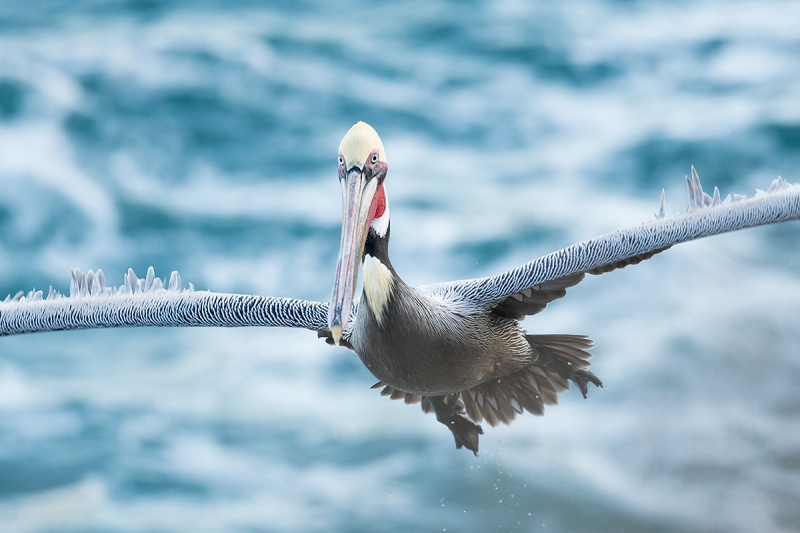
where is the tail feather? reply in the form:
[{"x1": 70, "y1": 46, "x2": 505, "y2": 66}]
[
  {"x1": 528, "y1": 334, "x2": 603, "y2": 398},
  {"x1": 460, "y1": 334, "x2": 602, "y2": 426}
]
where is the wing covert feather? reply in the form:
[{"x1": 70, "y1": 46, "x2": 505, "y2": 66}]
[
  {"x1": 419, "y1": 173, "x2": 800, "y2": 311},
  {"x1": 0, "y1": 267, "x2": 328, "y2": 336}
]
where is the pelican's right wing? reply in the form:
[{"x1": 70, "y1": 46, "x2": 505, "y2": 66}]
[
  {"x1": 420, "y1": 169, "x2": 800, "y2": 315},
  {"x1": 0, "y1": 267, "x2": 329, "y2": 336}
]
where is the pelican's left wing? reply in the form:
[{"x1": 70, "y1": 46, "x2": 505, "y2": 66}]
[
  {"x1": 420, "y1": 169, "x2": 800, "y2": 316},
  {"x1": 0, "y1": 267, "x2": 329, "y2": 336}
]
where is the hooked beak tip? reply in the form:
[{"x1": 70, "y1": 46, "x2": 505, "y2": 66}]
[{"x1": 330, "y1": 325, "x2": 343, "y2": 346}]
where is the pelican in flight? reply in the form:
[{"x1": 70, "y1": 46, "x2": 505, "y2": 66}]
[{"x1": 2, "y1": 122, "x2": 799, "y2": 454}]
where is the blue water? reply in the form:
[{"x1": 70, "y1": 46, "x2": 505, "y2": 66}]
[{"x1": 1, "y1": 1, "x2": 800, "y2": 531}]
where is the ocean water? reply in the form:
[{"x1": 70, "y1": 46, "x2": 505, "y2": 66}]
[{"x1": 1, "y1": 1, "x2": 800, "y2": 531}]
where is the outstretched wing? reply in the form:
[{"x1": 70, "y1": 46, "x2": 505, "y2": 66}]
[
  {"x1": 0, "y1": 267, "x2": 328, "y2": 336},
  {"x1": 420, "y1": 170, "x2": 800, "y2": 316}
]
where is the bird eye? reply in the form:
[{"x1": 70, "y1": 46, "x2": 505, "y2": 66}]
[
  {"x1": 371, "y1": 153, "x2": 379, "y2": 164},
  {"x1": 338, "y1": 156, "x2": 344, "y2": 166}
]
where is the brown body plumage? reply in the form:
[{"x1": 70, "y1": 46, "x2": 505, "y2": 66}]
[{"x1": 352, "y1": 274, "x2": 601, "y2": 454}]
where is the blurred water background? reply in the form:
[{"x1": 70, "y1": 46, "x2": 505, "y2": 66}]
[{"x1": 1, "y1": 1, "x2": 800, "y2": 531}]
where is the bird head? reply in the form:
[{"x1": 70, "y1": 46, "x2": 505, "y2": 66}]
[{"x1": 328, "y1": 122, "x2": 389, "y2": 344}]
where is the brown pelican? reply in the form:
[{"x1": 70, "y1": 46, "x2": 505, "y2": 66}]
[
  {"x1": 2, "y1": 122, "x2": 799, "y2": 455},
  {"x1": 325, "y1": 122, "x2": 604, "y2": 453}
]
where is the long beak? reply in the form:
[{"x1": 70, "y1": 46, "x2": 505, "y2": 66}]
[{"x1": 328, "y1": 166, "x2": 379, "y2": 344}]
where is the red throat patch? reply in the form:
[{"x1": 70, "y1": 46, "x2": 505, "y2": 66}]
[{"x1": 370, "y1": 184, "x2": 386, "y2": 222}]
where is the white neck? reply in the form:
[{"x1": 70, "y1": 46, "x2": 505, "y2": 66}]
[{"x1": 370, "y1": 198, "x2": 390, "y2": 237}]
